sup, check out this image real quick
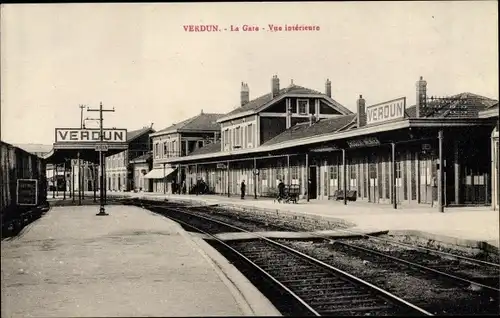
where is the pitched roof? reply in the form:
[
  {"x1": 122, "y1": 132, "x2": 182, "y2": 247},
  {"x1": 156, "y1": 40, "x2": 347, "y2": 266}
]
[
  {"x1": 187, "y1": 141, "x2": 222, "y2": 156},
  {"x1": 154, "y1": 112, "x2": 224, "y2": 135},
  {"x1": 221, "y1": 83, "x2": 348, "y2": 121},
  {"x1": 404, "y1": 92, "x2": 498, "y2": 119},
  {"x1": 127, "y1": 126, "x2": 155, "y2": 142},
  {"x1": 263, "y1": 114, "x2": 357, "y2": 146}
]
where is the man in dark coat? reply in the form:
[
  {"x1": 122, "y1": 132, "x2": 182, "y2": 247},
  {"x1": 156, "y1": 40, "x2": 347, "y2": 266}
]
[
  {"x1": 278, "y1": 179, "x2": 285, "y2": 203},
  {"x1": 240, "y1": 180, "x2": 246, "y2": 199}
]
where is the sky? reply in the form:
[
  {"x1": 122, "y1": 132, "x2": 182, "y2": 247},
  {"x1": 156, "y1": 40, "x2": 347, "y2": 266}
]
[{"x1": 1, "y1": 2, "x2": 498, "y2": 145}]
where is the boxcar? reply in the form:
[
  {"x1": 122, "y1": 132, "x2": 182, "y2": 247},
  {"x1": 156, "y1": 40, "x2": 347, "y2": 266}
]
[{"x1": 1, "y1": 141, "x2": 48, "y2": 236}]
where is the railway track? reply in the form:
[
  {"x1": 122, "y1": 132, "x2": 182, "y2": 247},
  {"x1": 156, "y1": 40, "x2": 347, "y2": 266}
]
[
  {"x1": 330, "y1": 239, "x2": 500, "y2": 292},
  {"x1": 172, "y1": 202, "x2": 500, "y2": 294},
  {"x1": 137, "y1": 201, "x2": 431, "y2": 316}
]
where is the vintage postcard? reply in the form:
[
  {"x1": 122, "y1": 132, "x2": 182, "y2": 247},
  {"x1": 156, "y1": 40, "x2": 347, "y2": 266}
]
[{"x1": 1, "y1": 2, "x2": 498, "y2": 317}]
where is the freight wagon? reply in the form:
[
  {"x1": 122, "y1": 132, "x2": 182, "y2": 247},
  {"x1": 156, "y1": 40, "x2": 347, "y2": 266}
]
[{"x1": 1, "y1": 141, "x2": 49, "y2": 237}]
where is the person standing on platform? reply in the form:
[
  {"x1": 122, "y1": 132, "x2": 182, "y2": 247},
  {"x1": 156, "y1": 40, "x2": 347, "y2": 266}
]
[
  {"x1": 240, "y1": 180, "x2": 246, "y2": 199},
  {"x1": 278, "y1": 179, "x2": 285, "y2": 203}
]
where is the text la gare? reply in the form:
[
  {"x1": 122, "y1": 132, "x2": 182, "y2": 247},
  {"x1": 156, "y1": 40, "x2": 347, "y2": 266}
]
[{"x1": 231, "y1": 25, "x2": 260, "y2": 32}]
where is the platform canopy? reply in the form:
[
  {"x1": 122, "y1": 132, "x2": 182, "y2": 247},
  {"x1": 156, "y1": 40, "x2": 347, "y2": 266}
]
[
  {"x1": 43, "y1": 128, "x2": 128, "y2": 164},
  {"x1": 143, "y1": 167, "x2": 177, "y2": 179}
]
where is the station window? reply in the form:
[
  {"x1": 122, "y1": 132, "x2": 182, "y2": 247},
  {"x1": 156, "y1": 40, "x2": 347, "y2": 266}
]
[
  {"x1": 224, "y1": 129, "x2": 230, "y2": 147},
  {"x1": 172, "y1": 140, "x2": 177, "y2": 157},
  {"x1": 163, "y1": 142, "x2": 167, "y2": 157},
  {"x1": 396, "y1": 161, "x2": 402, "y2": 179},
  {"x1": 297, "y1": 99, "x2": 309, "y2": 115},
  {"x1": 235, "y1": 127, "x2": 241, "y2": 147},
  {"x1": 329, "y1": 166, "x2": 338, "y2": 180},
  {"x1": 247, "y1": 124, "x2": 253, "y2": 145},
  {"x1": 291, "y1": 166, "x2": 299, "y2": 180}
]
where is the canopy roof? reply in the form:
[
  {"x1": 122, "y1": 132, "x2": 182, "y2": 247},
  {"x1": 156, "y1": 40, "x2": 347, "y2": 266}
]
[{"x1": 43, "y1": 146, "x2": 127, "y2": 164}]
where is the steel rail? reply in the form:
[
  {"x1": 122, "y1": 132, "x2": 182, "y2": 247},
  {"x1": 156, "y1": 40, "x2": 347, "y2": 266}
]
[
  {"x1": 332, "y1": 240, "x2": 500, "y2": 292},
  {"x1": 183, "y1": 204, "x2": 500, "y2": 292},
  {"x1": 182, "y1": 202, "x2": 499, "y2": 268},
  {"x1": 332, "y1": 227, "x2": 500, "y2": 268},
  {"x1": 144, "y1": 203, "x2": 433, "y2": 316},
  {"x1": 138, "y1": 204, "x2": 320, "y2": 316}
]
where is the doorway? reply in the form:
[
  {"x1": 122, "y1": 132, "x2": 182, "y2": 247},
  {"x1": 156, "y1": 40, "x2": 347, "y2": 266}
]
[{"x1": 309, "y1": 166, "x2": 317, "y2": 199}]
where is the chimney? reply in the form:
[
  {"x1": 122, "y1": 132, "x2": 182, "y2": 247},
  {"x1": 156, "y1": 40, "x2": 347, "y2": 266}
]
[
  {"x1": 415, "y1": 76, "x2": 427, "y2": 118},
  {"x1": 240, "y1": 82, "x2": 249, "y2": 106},
  {"x1": 201, "y1": 109, "x2": 204, "y2": 114},
  {"x1": 271, "y1": 75, "x2": 280, "y2": 98},
  {"x1": 356, "y1": 95, "x2": 366, "y2": 127},
  {"x1": 325, "y1": 79, "x2": 332, "y2": 98}
]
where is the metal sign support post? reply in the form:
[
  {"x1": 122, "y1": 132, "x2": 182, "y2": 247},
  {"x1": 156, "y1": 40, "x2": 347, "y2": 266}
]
[
  {"x1": 82, "y1": 161, "x2": 86, "y2": 199},
  {"x1": 287, "y1": 155, "x2": 291, "y2": 190},
  {"x1": 63, "y1": 162, "x2": 66, "y2": 200},
  {"x1": 93, "y1": 164, "x2": 97, "y2": 203},
  {"x1": 69, "y1": 162, "x2": 72, "y2": 199},
  {"x1": 163, "y1": 163, "x2": 166, "y2": 194},
  {"x1": 52, "y1": 166, "x2": 56, "y2": 199},
  {"x1": 56, "y1": 164, "x2": 60, "y2": 198},
  {"x1": 195, "y1": 164, "x2": 198, "y2": 196},
  {"x1": 77, "y1": 152, "x2": 82, "y2": 206},
  {"x1": 438, "y1": 130, "x2": 445, "y2": 213},
  {"x1": 342, "y1": 149, "x2": 347, "y2": 206},
  {"x1": 391, "y1": 143, "x2": 397, "y2": 209},
  {"x1": 306, "y1": 153, "x2": 310, "y2": 202},
  {"x1": 253, "y1": 158, "x2": 257, "y2": 200},
  {"x1": 104, "y1": 158, "x2": 107, "y2": 204},
  {"x1": 227, "y1": 161, "x2": 230, "y2": 198},
  {"x1": 71, "y1": 162, "x2": 75, "y2": 203},
  {"x1": 88, "y1": 102, "x2": 115, "y2": 216}
]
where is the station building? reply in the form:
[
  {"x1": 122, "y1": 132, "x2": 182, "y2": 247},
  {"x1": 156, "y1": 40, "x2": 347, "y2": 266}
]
[
  {"x1": 165, "y1": 76, "x2": 499, "y2": 211},
  {"x1": 146, "y1": 111, "x2": 224, "y2": 193},
  {"x1": 104, "y1": 126, "x2": 154, "y2": 192},
  {"x1": 129, "y1": 152, "x2": 153, "y2": 192}
]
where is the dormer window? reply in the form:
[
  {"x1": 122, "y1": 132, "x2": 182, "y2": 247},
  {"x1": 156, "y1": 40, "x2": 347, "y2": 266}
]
[{"x1": 297, "y1": 99, "x2": 309, "y2": 115}]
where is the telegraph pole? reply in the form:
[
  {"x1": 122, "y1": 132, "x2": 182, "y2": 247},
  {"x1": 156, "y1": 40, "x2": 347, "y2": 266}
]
[{"x1": 88, "y1": 102, "x2": 115, "y2": 216}]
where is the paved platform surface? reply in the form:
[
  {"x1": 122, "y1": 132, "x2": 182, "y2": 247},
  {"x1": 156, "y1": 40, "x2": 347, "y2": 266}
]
[
  {"x1": 1, "y1": 205, "x2": 280, "y2": 317},
  {"x1": 103, "y1": 192, "x2": 499, "y2": 248}
]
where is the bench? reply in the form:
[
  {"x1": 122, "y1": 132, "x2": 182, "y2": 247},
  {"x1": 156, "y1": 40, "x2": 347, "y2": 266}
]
[{"x1": 331, "y1": 190, "x2": 357, "y2": 201}]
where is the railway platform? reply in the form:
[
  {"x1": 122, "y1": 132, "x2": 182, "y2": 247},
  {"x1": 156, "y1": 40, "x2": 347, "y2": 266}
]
[
  {"x1": 101, "y1": 191, "x2": 500, "y2": 250},
  {"x1": 1, "y1": 204, "x2": 280, "y2": 317}
]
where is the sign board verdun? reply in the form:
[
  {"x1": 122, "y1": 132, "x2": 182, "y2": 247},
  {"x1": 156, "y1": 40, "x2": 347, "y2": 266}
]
[
  {"x1": 366, "y1": 97, "x2": 406, "y2": 125},
  {"x1": 55, "y1": 128, "x2": 127, "y2": 143}
]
